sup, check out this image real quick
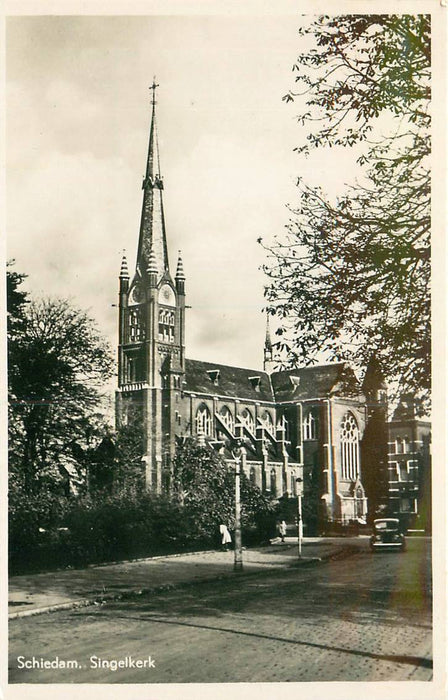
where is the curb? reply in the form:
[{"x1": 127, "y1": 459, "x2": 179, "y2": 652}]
[{"x1": 9, "y1": 546, "x2": 356, "y2": 621}]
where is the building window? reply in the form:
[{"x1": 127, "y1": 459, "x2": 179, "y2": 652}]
[
  {"x1": 127, "y1": 356, "x2": 139, "y2": 383},
  {"x1": 388, "y1": 461, "x2": 399, "y2": 482},
  {"x1": 340, "y1": 412, "x2": 359, "y2": 481},
  {"x1": 240, "y1": 408, "x2": 255, "y2": 434},
  {"x1": 395, "y1": 437, "x2": 404, "y2": 454},
  {"x1": 196, "y1": 404, "x2": 212, "y2": 437},
  {"x1": 158, "y1": 309, "x2": 175, "y2": 343},
  {"x1": 276, "y1": 414, "x2": 290, "y2": 441},
  {"x1": 207, "y1": 369, "x2": 220, "y2": 385},
  {"x1": 303, "y1": 410, "x2": 317, "y2": 440},
  {"x1": 250, "y1": 466, "x2": 256, "y2": 484},
  {"x1": 260, "y1": 411, "x2": 274, "y2": 432},
  {"x1": 128, "y1": 308, "x2": 144, "y2": 342},
  {"x1": 219, "y1": 405, "x2": 234, "y2": 433},
  {"x1": 400, "y1": 498, "x2": 412, "y2": 513},
  {"x1": 270, "y1": 468, "x2": 277, "y2": 496},
  {"x1": 397, "y1": 462, "x2": 410, "y2": 482}
]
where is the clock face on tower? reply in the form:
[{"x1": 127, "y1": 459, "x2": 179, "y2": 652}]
[
  {"x1": 158, "y1": 284, "x2": 175, "y2": 307},
  {"x1": 130, "y1": 283, "x2": 143, "y2": 304}
]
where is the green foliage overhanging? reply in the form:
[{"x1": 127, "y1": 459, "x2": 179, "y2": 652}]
[{"x1": 261, "y1": 15, "x2": 430, "y2": 411}]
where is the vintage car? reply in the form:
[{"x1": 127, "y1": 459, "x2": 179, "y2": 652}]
[{"x1": 369, "y1": 518, "x2": 406, "y2": 552}]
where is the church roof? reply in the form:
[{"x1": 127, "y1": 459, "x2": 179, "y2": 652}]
[
  {"x1": 270, "y1": 363, "x2": 358, "y2": 402},
  {"x1": 184, "y1": 359, "x2": 361, "y2": 404},
  {"x1": 184, "y1": 359, "x2": 274, "y2": 402}
]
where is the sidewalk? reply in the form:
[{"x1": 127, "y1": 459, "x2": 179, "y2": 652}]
[{"x1": 9, "y1": 538, "x2": 353, "y2": 619}]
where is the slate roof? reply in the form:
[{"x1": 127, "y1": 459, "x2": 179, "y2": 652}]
[
  {"x1": 184, "y1": 359, "x2": 363, "y2": 405},
  {"x1": 270, "y1": 363, "x2": 360, "y2": 402},
  {"x1": 184, "y1": 359, "x2": 274, "y2": 402}
]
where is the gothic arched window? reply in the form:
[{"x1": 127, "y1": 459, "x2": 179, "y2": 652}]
[
  {"x1": 270, "y1": 468, "x2": 277, "y2": 496},
  {"x1": 303, "y1": 410, "x2": 317, "y2": 440},
  {"x1": 240, "y1": 408, "x2": 255, "y2": 434},
  {"x1": 261, "y1": 411, "x2": 274, "y2": 432},
  {"x1": 196, "y1": 404, "x2": 212, "y2": 437},
  {"x1": 219, "y1": 405, "x2": 234, "y2": 433},
  {"x1": 277, "y1": 414, "x2": 290, "y2": 441},
  {"x1": 340, "y1": 412, "x2": 359, "y2": 481},
  {"x1": 250, "y1": 466, "x2": 256, "y2": 485}
]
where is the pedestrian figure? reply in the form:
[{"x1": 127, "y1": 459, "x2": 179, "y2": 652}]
[
  {"x1": 278, "y1": 520, "x2": 287, "y2": 543},
  {"x1": 220, "y1": 524, "x2": 232, "y2": 550}
]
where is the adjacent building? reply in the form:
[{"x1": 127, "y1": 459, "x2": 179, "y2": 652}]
[{"x1": 387, "y1": 395, "x2": 431, "y2": 529}]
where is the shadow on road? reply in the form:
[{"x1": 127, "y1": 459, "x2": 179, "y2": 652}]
[{"x1": 102, "y1": 612, "x2": 433, "y2": 670}]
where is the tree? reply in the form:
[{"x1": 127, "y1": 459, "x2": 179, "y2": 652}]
[
  {"x1": 8, "y1": 278, "x2": 114, "y2": 492},
  {"x1": 112, "y1": 421, "x2": 146, "y2": 493},
  {"x1": 172, "y1": 439, "x2": 274, "y2": 543},
  {"x1": 261, "y1": 15, "x2": 430, "y2": 410}
]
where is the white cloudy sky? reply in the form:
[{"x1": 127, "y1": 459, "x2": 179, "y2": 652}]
[{"x1": 5, "y1": 11, "x2": 375, "y2": 376}]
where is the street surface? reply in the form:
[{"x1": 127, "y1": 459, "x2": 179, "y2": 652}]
[{"x1": 9, "y1": 537, "x2": 432, "y2": 683}]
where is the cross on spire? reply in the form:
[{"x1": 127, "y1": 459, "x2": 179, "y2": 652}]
[{"x1": 149, "y1": 78, "x2": 159, "y2": 105}]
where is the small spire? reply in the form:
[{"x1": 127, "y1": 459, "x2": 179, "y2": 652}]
[
  {"x1": 175, "y1": 250, "x2": 185, "y2": 280},
  {"x1": 147, "y1": 245, "x2": 158, "y2": 274},
  {"x1": 119, "y1": 251, "x2": 129, "y2": 279},
  {"x1": 265, "y1": 313, "x2": 272, "y2": 353}
]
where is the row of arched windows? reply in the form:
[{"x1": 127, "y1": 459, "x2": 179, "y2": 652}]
[
  {"x1": 195, "y1": 404, "x2": 276, "y2": 437},
  {"x1": 195, "y1": 403, "x2": 360, "y2": 484},
  {"x1": 159, "y1": 310, "x2": 175, "y2": 326}
]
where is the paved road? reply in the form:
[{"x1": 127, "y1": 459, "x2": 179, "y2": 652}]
[{"x1": 9, "y1": 537, "x2": 432, "y2": 683}]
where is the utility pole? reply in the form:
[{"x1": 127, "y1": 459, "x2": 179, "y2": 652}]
[{"x1": 296, "y1": 477, "x2": 303, "y2": 559}]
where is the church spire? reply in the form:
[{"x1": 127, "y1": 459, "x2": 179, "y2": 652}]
[{"x1": 136, "y1": 79, "x2": 169, "y2": 279}]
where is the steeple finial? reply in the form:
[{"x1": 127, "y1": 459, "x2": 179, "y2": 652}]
[
  {"x1": 149, "y1": 77, "x2": 159, "y2": 106},
  {"x1": 119, "y1": 250, "x2": 129, "y2": 279}
]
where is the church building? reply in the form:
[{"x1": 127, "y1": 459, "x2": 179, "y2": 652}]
[{"x1": 115, "y1": 87, "x2": 381, "y2": 528}]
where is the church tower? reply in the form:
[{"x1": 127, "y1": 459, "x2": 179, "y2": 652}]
[{"x1": 116, "y1": 82, "x2": 186, "y2": 492}]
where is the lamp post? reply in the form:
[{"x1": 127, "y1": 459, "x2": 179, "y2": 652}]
[
  {"x1": 231, "y1": 444, "x2": 245, "y2": 572},
  {"x1": 296, "y1": 477, "x2": 303, "y2": 559}
]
